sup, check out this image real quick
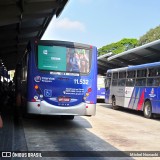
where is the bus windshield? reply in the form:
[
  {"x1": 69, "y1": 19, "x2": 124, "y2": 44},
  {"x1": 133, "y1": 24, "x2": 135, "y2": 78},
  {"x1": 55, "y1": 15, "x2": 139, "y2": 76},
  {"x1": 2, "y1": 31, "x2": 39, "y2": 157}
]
[
  {"x1": 97, "y1": 76, "x2": 105, "y2": 89},
  {"x1": 37, "y1": 45, "x2": 90, "y2": 74}
]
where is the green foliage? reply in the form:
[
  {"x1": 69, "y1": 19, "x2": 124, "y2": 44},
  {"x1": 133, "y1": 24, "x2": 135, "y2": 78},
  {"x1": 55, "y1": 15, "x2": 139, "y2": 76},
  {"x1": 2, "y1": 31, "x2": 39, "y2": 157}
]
[
  {"x1": 138, "y1": 25, "x2": 160, "y2": 46},
  {"x1": 98, "y1": 38, "x2": 138, "y2": 56}
]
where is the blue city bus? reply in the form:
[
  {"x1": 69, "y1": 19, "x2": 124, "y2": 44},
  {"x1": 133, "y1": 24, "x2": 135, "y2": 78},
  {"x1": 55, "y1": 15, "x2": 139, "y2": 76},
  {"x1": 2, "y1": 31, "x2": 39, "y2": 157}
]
[
  {"x1": 105, "y1": 62, "x2": 160, "y2": 118},
  {"x1": 16, "y1": 40, "x2": 97, "y2": 119},
  {"x1": 97, "y1": 75, "x2": 105, "y2": 100}
]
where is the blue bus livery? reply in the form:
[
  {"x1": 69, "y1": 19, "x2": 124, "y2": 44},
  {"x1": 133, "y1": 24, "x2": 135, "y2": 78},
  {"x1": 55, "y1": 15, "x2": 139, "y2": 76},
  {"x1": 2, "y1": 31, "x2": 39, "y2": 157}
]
[
  {"x1": 105, "y1": 62, "x2": 160, "y2": 118},
  {"x1": 16, "y1": 40, "x2": 97, "y2": 119}
]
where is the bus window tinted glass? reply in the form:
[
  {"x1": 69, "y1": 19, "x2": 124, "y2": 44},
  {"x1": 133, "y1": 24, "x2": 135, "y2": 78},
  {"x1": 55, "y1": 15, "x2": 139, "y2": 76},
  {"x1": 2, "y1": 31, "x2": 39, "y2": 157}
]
[
  {"x1": 137, "y1": 69, "x2": 147, "y2": 78},
  {"x1": 119, "y1": 72, "x2": 126, "y2": 78},
  {"x1": 126, "y1": 79, "x2": 135, "y2": 86},
  {"x1": 112, "y1": 79, "x2": 117, "y2": 86},
  {"x1": 106, "y1": 72, "x2": 111, "y2": 77},
  {"x1": 113, "y1": 72, "x2": 118, "y2": 79},
  {"x1": 127, "y1": 71, "x2": 136, "y2": 78},
  {"x1": 147, "y1": 78, "x2": 160, "y2": 86},
  {"x1": 118, "y1": 79, "x2": 126, "y2": 86},
  {"x1": 148, "y1": 68, "x2": 160, "y2": 77},
  {"x1": 136, "y1": 78, "x2": 146, "y2": 86}
]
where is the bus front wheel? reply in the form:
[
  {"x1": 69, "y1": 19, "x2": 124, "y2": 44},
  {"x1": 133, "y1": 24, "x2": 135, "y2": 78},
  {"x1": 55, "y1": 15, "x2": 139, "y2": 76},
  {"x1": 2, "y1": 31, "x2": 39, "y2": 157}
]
[
  {"x1": 143, "y1": 101, "x2": 152, "y2": 119},
  {"x1": 112, "y1": 97, "x2": 119, "y2": 110}
]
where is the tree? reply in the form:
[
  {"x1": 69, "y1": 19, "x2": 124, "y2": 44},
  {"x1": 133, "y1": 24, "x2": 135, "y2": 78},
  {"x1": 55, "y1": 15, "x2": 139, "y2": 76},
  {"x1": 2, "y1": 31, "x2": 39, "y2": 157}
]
[
  {"x1": 138, "y1": 25, "x2": 160, "y2": 46},
  {"x1": 98, "y1": 38, "x2": 138, "y2": 56}
]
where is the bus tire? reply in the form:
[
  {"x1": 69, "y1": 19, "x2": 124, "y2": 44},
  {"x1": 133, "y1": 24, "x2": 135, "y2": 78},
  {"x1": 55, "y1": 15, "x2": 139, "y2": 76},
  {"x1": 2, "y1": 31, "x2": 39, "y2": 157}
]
[
  {"x1": 112, "y1": 97, "x2": 119, "y2": 110},
  {"x1": 143, "y1": 101, "x2": 152, "y2": 119}
]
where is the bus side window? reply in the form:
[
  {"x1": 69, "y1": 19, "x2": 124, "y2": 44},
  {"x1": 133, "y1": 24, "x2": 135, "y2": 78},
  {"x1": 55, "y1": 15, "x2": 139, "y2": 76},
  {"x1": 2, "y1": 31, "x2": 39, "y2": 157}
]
[
  {"x1": 147, "y1": 78, "x2": 160, "y2": 86},
  {"x1": 137, "y1": 69, "x2": 147, "y2": 78},
  {"x1": 157, "y1": 68, "x2": 160, "y2": 76},
  {"x1": 113, "y1": 72, "x2": 118, "y2": 79},
  {"x1": 127, "y1": 71, "x2": 136, "y2": 78},
  {"x1": 158, "y1": 78, "x2": 160, "y2": 86},
  {"x1": 119, "y1": 72, "x2": 126, "y2": 79},
  {"x1": 148, "y1": 68, "x2": 157, "y2": 77},
  {"x1": 112, "y1": 79, "x2": 117, "y2": 86},
  {"x1": 126, "y1": 79, "x2": 135, "y2": 86},
  {"x1": 118, "y1": 79, "x2": 126, "y2": 86},
  {"x1": 136, "y1": 78, "x2": 146, "y2": 86}
]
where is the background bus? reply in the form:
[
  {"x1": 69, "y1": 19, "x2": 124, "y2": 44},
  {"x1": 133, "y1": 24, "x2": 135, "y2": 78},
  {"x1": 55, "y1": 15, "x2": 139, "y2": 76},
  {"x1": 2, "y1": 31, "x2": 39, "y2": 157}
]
[
  {"x1": 16, "y1": 40, "x2": 97, "y2": 120},
  {"x1": 105, "y1": 62, "x2": 160, "y2": 118},
  {"x1": 97, "y1": 75, "x2": 105, "y2": 101}
]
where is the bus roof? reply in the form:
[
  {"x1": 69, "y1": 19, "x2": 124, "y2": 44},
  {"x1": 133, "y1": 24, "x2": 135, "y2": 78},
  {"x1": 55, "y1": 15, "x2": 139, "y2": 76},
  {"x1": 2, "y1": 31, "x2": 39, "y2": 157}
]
[{"x1": 107, "y1": 61, "x2": 160, "y2": 73}]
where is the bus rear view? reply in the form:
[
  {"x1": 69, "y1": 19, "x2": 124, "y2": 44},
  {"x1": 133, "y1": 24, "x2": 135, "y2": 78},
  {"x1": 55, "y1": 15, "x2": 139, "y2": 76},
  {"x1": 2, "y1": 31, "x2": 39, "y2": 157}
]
[{"x1": 19, "y1": 40, "x2": 97, "y2": 119}]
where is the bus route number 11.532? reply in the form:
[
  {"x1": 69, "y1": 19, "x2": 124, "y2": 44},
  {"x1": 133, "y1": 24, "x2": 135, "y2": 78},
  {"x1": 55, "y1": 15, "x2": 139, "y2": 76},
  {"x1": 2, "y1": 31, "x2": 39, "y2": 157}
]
[{"x1": 74, "y1": 79, "x2": 89, "y2": 85}]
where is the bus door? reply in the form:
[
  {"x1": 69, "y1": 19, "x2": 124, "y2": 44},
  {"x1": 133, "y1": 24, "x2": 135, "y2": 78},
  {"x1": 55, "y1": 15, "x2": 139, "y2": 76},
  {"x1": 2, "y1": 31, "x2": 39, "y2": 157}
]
[
  {"x1": 116, "y1": 79, "x2": 126, "y2": 107},
  {"x1": 105, "y1": 77, "x2": 111, "y2": 103}
]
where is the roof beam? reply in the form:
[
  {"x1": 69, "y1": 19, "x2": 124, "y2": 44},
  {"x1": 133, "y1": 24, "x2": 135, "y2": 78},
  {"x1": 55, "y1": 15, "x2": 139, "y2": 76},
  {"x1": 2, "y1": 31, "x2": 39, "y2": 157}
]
[
  {"x1": 131, "y1": 53, "x2": 152, "y2": 63},
  {"x1": 146, "y1": 47, "x2": 160, "y2": 55},
  {"x1": 109, "y1": 59, "x2": 129, "y2": 67},
  {"x1": 98, "y1": 61, "x2": 110, "y2": 68},
  {"x1": 114, "y1": 57, "x2": 138, "y2": 65},
  {"x1": 98, "y1": 64, "x2": 108, "y2": 70}
]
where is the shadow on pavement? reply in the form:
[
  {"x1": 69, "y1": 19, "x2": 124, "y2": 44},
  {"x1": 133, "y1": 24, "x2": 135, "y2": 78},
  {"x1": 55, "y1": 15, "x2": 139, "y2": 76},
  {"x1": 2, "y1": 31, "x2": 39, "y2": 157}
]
[{"x1": 0, "y1": 104, "x2": 134, "y2": 160}]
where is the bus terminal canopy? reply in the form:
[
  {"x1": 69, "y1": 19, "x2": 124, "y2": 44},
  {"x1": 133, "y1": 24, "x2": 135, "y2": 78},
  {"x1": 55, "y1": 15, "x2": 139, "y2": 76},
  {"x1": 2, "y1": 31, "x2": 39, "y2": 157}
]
[
  {"x1": 0, "y1": 0, "x2": 68, "y2": 70},
  {"x1": 98, "y1": 39, "x2": 160, "y2": 75}
]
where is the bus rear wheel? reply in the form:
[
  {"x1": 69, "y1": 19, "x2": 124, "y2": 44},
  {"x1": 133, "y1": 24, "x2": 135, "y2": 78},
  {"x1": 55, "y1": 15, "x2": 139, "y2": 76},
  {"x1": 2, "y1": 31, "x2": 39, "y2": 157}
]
[
  {"x1": 112, "y1": 97, "x2": 119, "y2": 110},
  {"x1": 143, "y1": 101, "x2": 152, "y2": 119}
]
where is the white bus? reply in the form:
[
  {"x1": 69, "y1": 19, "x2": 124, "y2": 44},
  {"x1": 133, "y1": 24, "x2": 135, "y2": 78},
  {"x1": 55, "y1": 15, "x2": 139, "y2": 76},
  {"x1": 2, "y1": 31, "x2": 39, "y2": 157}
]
[{"x1": 105, "y1": 62, "x2": 160, "y2": 118}]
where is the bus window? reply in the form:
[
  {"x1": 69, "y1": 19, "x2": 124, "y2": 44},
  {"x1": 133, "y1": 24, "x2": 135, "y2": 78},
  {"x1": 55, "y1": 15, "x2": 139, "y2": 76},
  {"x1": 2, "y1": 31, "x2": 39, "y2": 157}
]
[
  {"x1": 148, "y1": 68, "x2": 156, "y2": 77},
  {"x1": 112, "y1": 79, "x2": 117, "y2": 86},
  {"x1": 126, "y1": 79, "x2": 135, "y2": 86},
  {"x1": 118, "y1": 79, "x2": 126, "y2": 86},
  {"x1": 137, "y1": 69, "x2": 147, "y2": 78},
  {"x1": 113, "y1": 72, "x2": 118, "y2": 79},
  {"x1": 127, "y1": 70, "x2": 136, "y2": 78},
  {"x1": 147, "y1": 78, "x2": 160, "y2": 86},
  {"x1": 156, "y1": 68, "x2": 160, "y2": 76},
  {"x1": 136, "y1": 78, "x2": 146, "y2": 86},
  {"x1": 119, "y1": 72, "x2": 126, "y2": 79},
  {"x1": 148, "y1": 67, "x2": 160, "y2": 77},
  {"x1": 106, "y1": 72, "x2": 112, "y2": 77}
]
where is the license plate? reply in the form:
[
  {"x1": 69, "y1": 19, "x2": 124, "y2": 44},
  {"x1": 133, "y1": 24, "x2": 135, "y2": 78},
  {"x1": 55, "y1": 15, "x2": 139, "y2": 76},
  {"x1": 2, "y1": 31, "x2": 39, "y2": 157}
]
[{"x1": 58, "y1": 97, "x2": 70, "y2": 102}]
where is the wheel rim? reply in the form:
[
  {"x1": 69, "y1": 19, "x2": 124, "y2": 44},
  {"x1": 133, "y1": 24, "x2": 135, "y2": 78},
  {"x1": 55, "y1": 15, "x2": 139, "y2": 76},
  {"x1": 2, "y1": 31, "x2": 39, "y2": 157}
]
[{"x1": 145, "y1": 104, "x2": 151, "y2": 116}]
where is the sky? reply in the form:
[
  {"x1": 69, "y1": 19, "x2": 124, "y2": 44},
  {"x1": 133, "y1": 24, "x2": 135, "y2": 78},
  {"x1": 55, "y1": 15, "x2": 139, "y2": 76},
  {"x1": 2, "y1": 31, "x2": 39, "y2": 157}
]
[{"x1": 42, "y1": 0, "x2": 160, "y2": 49}]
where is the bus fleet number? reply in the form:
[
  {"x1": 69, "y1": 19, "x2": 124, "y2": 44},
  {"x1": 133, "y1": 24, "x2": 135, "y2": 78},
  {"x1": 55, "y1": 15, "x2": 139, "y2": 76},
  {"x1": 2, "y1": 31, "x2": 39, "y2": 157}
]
[{"x1": 74, "y1": 79, "x2": 89, "y2": 85}]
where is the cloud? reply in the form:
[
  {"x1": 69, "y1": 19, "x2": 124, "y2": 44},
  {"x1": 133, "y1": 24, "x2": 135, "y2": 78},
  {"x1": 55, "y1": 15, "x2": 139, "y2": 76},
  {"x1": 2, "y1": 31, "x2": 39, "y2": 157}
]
[{"x1": 51, "y1": 18, "x2": 86, "y2": 32}]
